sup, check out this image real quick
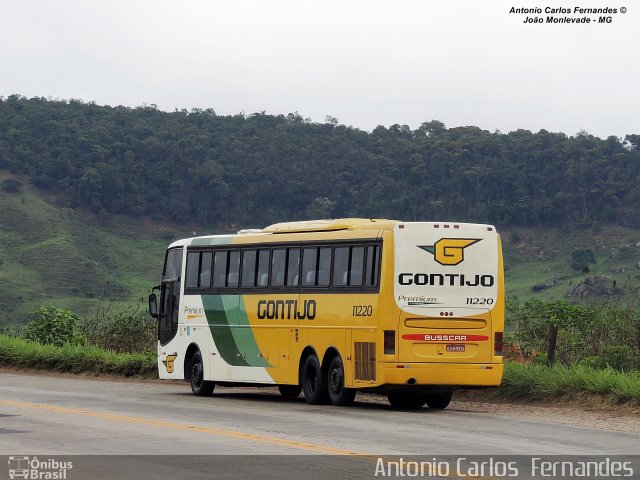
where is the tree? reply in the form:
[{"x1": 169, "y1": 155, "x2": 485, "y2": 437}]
[
  {"x1": 570, "y1": 249, "x2": 596, "y2": 272},
  {"x1": 1, "y1": 178, "x2": 22, "y2": 193}
]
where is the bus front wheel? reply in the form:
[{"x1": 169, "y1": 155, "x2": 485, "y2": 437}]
[
  {"x1": 302, "y1": 355, "x2": 329, "y2": 405},
  {"x1": 327, "y1": 355, "x2": 356, "y2": 406},
  {"x1": 190, "y1": 351, "x2": 215, "y2": 397}
]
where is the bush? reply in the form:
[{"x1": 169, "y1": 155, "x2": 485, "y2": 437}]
[
  {"x1": 507, "y1": 299, "x2": 640, "y2": 370},
  {"x1": 571, "y1": 248, "x2": 596, "y2": 271},
  {"x1": 599, "y1": 346, "x2": 637, "y2": 371},
  {"x1": 1, "y1": 178, "x2": 23, "y2": 193},
  {"x1": 91, "y1": 312, "x2": 157, "y2": 354},
  {"x1": 81, "y1": 300, "x2": 156, "y2": 353},
  {"x1": 23, "y1": 307, "x2": 85, "y2": 347}
]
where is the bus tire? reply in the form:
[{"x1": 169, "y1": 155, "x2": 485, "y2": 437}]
[
  {"x1": 387, "y1": 392, "x2": 425, "y2": 410},
  {"x1": 327, "y1": 355, "x2": 356, "y2": 406},
  {"x1": 302, "y1": 355, "x2": 329, "y2": 405},
  {"x1": 190, "y1": 351, "x2": 215, "y2": 397},
  {"x1": 424, "y1": 392, "x2": 452, "y2": 409},
  {"x1": 278, "y1": 385, "x2": 302, "y2": 398}
]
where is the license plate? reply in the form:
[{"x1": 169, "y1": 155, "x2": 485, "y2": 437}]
[{"x1": 446, "y1": 344, "x2": 465, "y2": 352}]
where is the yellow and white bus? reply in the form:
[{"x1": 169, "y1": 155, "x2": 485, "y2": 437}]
[{"x1": 149, "y1": 218, "x2": 504, "y2": 409}]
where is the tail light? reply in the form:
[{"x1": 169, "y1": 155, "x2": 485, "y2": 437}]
[
  {"x1": 384, "y1": 330, "x2": 395, "y2": 354},
  {"x1": 494, "y1": 332, "x2": 503, "y2": 356}
]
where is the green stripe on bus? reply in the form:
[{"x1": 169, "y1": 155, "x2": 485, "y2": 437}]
[
  {"x1": 236, "y1": 296, "x2": 270, "y2": 368},
  {"x1": 202, "y1": 295, "x2": 271, "y2": 368}
]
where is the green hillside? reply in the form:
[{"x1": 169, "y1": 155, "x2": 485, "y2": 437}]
[
  {"x1": 502, "y1": 226, "x2": 640, "y2": 302},
  {"x1": 2, "y1": 170, "x2": 640, "y2": 327},
  {"x1": 0, "y1": 171, "x2": 191, "y2": 326},
  {"x1": 2, "y1": 96, "x2": 640, "y2": 325}
]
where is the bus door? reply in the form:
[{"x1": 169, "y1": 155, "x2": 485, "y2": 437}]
[{"x1": 157, "y1": 247, "x2": 183, "y2": 345}]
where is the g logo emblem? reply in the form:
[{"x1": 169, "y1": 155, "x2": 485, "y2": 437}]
[
  {"x1": 419, "y1": 238, "x2": 480, "y2": 266},
  {"x1": 162, "y1": 353, "x2": 178, "y2": 373}
]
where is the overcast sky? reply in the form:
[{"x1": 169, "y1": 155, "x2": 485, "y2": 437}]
[{"x1": 1, "y1": 0, "x2": 637, "y2": 138}]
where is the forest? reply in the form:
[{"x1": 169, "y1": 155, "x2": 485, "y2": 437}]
[{"x1": 1, "y1": 95, "x2": 639, "y2": 229}]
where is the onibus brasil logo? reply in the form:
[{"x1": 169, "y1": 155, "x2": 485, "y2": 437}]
[
  {"x1": 418, "y1": 238, "x2": 481, "y2": 266},
  {"x1": 8, "y1": 456, "x2": 73, "y2": 479}
]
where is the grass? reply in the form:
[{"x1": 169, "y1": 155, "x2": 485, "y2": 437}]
[
  {"x1": 0, "y1": 171, "x2": 180, "y2": 325},
  {"x1": 0, "y1": 334, "x2": 157, "y2": 377},
  {"x1": 498, "y1": 361, "x2": 640, "y2": 405},
  {"x1": 2, "y1": 333, "x2": 639, "y2": 407}
]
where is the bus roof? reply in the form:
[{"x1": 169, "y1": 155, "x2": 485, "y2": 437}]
[
  {"x1": 263, "y1": 218, "x2": 397, "y2": 233},
  {"x1": 167, "y1": 219, "x2": 497, "y2": 248},
  {"x1": 166, "y1": 219, "x2": 396, "y2": 248}
]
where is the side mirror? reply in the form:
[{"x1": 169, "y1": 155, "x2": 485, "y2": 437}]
[{"x1": 148, "y1": 293, "x2": 158, "y2": 318}]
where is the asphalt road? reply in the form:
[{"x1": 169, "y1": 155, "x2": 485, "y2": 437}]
[{"x1": 1, "y1": 371, "x2": 639, "y2": 479}]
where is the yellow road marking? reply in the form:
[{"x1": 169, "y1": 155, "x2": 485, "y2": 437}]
[
  {"x1": 0, "y1": 399, "x2": 366, "y2": 455},
  {"x1": 0, "y1": 399, "x2": 495, "y2": 479}
]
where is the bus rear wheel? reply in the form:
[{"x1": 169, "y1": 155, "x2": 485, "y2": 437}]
[
  {"x1": 302, "y1": 355, "x2": 329, "y2": 405},
  {"x1": 327, "y1": 355, "x2": 356, "y2": 406},
  {"x1": 424, "y1": 392, "x2": 452, "y2": 409},
  {"x1": 387, "y1": 392, "x2": 425, "y2": 410},
  {"x1": 278, "y1": 385, "x2": 302, "y2": 398},
  {"x1": 190, "y1": 351, "x2": 215, "y2": 397}
]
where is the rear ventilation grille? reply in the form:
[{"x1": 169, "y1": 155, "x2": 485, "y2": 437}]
[{"x1": 354, "y1": 342, "x2": 376, "y2": 381}]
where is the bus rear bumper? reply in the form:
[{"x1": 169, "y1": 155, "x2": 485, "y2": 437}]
[{"x1": 378, "y1": 362, "x2": 504, "y2": 388}]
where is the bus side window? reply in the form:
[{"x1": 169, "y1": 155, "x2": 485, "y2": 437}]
[
  {"x1": 164, "y1": 248, "x2": 183, "y2": 278},
  {"x1": 257, "y1": 249, "x2": 270, "y2": 287},
  {"x1": 185, "y1": 252, "x2": 200, "y2": 288},
  {"x1": 365, "y1": 244, "x2": 380, "y2": 287},
  {"x1": 227, "y1": 251, "x2": 240, "y2": 288},
  {"x1": 200, "y1": 251, "x2": 212, "y2": 288},
  {"x1": 213, "y1": 251, "x2": 228, "y2": 288},
  {"x1": 241, "y1": 250, "x2": 257, "y2": 287},
  {"x1": 349, "y1": 246, "x2": 364, "y2": 286},
  {"x1": 185, "y1": 250, "x2": 212, "y2": 289},
  {"x1": 301, "y1": 248, "x2": 317, "y2": 286},
  {"x1": 317, "y1": 247, "x2": 331, "y2": 286},
  {"x1": 272, "y1": 249, "x2": 286, "y2": 286},
  {"x1": 287, "y1": 248, "x2": 300, "y2": 286},
  {"x1": 333, "y1": 247, "x2": 349, "y2": 286}
]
